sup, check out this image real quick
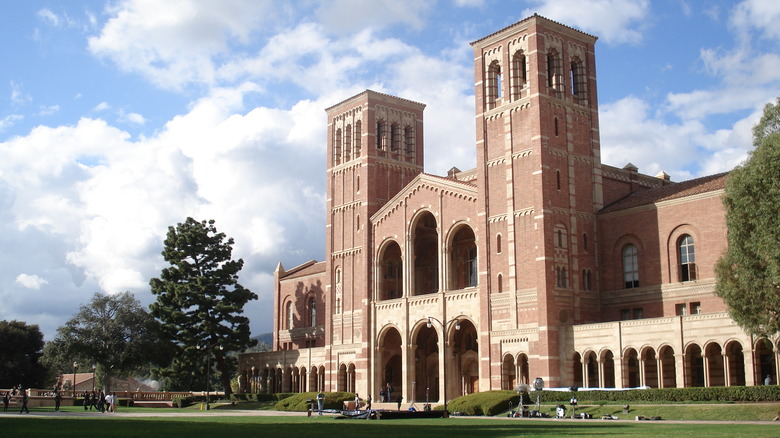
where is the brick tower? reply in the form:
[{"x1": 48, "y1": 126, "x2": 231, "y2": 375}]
[
  {"x1": 470, "y1": 15, "x2": 602, "y2": 387},
  {"x1": 324, "y1": 91, "x2": 425, "y2": 394}
]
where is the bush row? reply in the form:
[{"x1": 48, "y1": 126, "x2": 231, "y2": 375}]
[
  {"x1": 533, "y1": 386, "x2": 780, "y2": 403},
  {"x1": 274, "y1": 391, "x2": 354, "y2": 411},
  {"x1": 447, "y1": 391, "x2": 531, "y2": 416},
  {"x1": 230, "y1": 392, "x2": 296, "y2": 403}
]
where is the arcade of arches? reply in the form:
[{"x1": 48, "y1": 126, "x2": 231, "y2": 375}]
[{"x1": 499, "y1": 338, "x2": 777, "y2": 390}]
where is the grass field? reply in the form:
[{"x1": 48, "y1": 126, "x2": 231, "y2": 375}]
[{"x1": 1, "y1": 407, "x2": 778, "y2": 438}]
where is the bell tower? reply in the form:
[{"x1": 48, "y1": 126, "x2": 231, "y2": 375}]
[
  {"x1": 323, "y1": 90, "x2": 425, "y2": 393},
  {"x1": 471, "y1": 15, "x2": 602, "y2": 387}
]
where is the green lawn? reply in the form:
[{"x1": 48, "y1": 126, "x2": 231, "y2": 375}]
[{"x1": 1, "y1": 412, "x2": 778, "y2": 438}]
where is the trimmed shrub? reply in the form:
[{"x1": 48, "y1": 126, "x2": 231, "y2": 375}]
[
  {"x1": 532, "y1": 386, "x2": 780, "y2": 404},
  {"x1": 230, "y1": 392, "x2": 295, "y2": 403},
  {"x1": 274, "y1": 392, "x2": 354, "y2": 412},
  {"x1": 447, "y1": 391, "x2": 531, "y2": 416}
]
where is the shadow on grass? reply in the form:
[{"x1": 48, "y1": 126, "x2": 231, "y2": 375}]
[{"x1": 1, "y1": 415, "x2": 777, "y2": 438}]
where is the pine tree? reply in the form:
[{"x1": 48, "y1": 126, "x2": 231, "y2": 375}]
[{"x1": 150, "y1": 217, "x2": 257, "y2": 395}]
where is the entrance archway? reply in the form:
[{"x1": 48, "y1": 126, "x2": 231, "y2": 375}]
[
  {"x1": 414, "y1": 324, "x2": 439, "y2": 402},
  {"x1": 378, "y1": 326, "x2": 403, "y2": 399},
  {"x1": 725, "y1": 341, "x2": 745, "y2": 386}
]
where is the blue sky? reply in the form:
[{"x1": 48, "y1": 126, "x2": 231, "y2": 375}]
[{"x1": 1, "y1": 0, "x2": 779, "y2": 341}]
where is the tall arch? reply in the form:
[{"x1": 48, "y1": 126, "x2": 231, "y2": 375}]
[
  {"x1": 448, "y1": 224, "x2": 477, "y2": 290},
  {"x1": 412, "y1": 212, "x2": 439, "y2": 295},
  {"x1": 571, "y1": 352, "x2": 583, "y2": 388},
  {"x1": 502, "y1": 354, "x2": 516, "y2": 390},
  {"x1": 641, "y1": 347, "x2": 659, "y2": 388},
  {"x1": 685, "y1": 343, "x2": 705, "y2": 387},
  {"x1": 378, "y1": 326, "x2": 403, "y2": 399},
  {"x1": 659, "y1": 345, "x2": 677, "y2": 388},
  {"x1": 452, "y1": 319, "x2": 479, "y2": 398},
  {"x1": 705, "y1": 342, "x2": 725, "y2": 387},
  {"x1": 517, "y1": 353, "x2": 529, "y2": 386},
  {"x1": 413, "y1": 322, "x2": 440, "y2": 402},
  {"x1": 601, "y1": 349, "x2": 616, "y2": 388},
  {"x1": 725, "y1": 340, "x2": 746, "y2": 386},
  {"x1": 624, "y1": 348, "x2": 640, "y2": 388},
  {"x1": 754, "y1": 338, "x2": 776, "y2": 386},
  {"x1": 378, "y1": 240, "x2": 403, "y2": 300}
]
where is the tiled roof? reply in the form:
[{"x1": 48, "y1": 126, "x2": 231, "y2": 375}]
[
  {"x1": 600, "y1": 172, "x2": 728, "y2": 214},
  {"x1": 470, "y1": 13, "x2": 597, "y2": 46},
  {"x1": 282, "y1": 261, "x2": 326, "y2": 280}
]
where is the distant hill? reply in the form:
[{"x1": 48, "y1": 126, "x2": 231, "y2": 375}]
[{"x1": 247, "y1": 332, "x2": 272, "y2": 352}]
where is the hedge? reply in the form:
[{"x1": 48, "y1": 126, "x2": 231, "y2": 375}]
[
  {"x1": 230, "y1": 392, "x2": 296, "y2": 403},
  {"x1": 274, "y1": 392, "x2": 354, "y2": 412},
  {"x1": 531, "y1": 386, "x2": 780, "y2": 403},
  {"x1": 448, "y1": 386, "x2": 779, "y2": 415},
  {"x1": 447, "y1": 391, "x2": 531, "y2": 416}
]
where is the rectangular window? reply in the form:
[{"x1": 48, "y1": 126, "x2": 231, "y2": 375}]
[
  {"x1": 690, "y1": 302, "x2": 702, "y2": 315},
  {"x1": 633, "y1": 308, "x2": 644, "y2": 319},
  {"x1": 620, "y1": 309, "x2": 631, "y2": 320},
  {"x1": 675, "y1": 303, "x2": 687, "y2": 316}
]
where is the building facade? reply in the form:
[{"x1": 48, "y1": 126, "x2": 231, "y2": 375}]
[{"x1": 238, "y1": 15, "x2": 779, "y2": 401}]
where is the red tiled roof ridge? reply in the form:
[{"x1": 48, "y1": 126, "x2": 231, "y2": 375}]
[{"x1": 600, "y1": 172, "x2": 728, "y2": 214}]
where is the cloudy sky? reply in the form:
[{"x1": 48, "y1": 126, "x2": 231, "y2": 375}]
[{"x1": 2, "y1": 0, "x2": 779, "y2": 341}]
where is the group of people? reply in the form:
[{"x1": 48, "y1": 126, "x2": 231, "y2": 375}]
[
  {"x1": 81, "y1": 390, "x2": 117, "y2": 413},
  {"x1": 2, "y1": 385, "x2": 29, "y2": 414}
]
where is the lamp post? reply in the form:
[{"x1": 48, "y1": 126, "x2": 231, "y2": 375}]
[
  {"x1": 425, "y1": 316, "x2": 461, "y2": 416},
  {"x1": 72, "y1": 362, "x2": 78, "y2": 398},
  {"x1": 199, "y1": 344, "x2": 223, "y2": 410}
]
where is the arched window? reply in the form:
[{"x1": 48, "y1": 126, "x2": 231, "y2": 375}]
[
  {"x1": 554, "y1": 117, "x2": 559, "y2": 136},
  {"x1": 570, "y1": 58, "x2": 586, "y2": 103},
  {"x1": 487, "y1": 60, "x2": 502, "y2": 109},
  {"x1": 511, "y1": 51, "x2": 527, "y2": 100},
  {"x1": 583, "y1": 233, "x2": 588, "y2": 252},
  {"x1": 309, "y1": 297, "x2": 316, "y2": 327},
  {"x1": 556, "y1": 169, "x2": 561, "y2": 189},
  {"x1": 496, "y1": 233, "x2": 502, "y2": 254},
  {"x1": 497, "y1": 274, "x2": 503, "y2": 293},
  {"x1": 556, "y1": 266, "x2": 568, "y2": 288},
  {"x1": 390, "y1": 123, "x2": 400, "y2": 153},
  {"x1": 622, "y1": 244, "x2": 639, "y2": 288},
  {"x1": 582, "y1": 269, "x2": 592, "y2": 291},
  {"x1": 335, "y1": 267, "x2": 343, "y2": 314},
  {"x1": 547, "y1": 51, "x2": 559, "y2": 91},
  {"x1": 344, "y1": 124, "x2": 352, "y2": 161},
  {"x1": 286, "y1": 301, "x2": 293, "y2": 330},
  {"x1": 678, "y1": 234, "x2": 696, "y2": 282},
  {"x1": 334, "y1": 128, "x2": 342, "y2": 165},
  {"x1": 404, "y1": 125, "x2": 415, "y2": 160},
  {"x1": 354, "y1": 120, "x2": 362, "y2": 157},
  {"x1": 376, "y1": 120, "x2": 386, "y2": 151}
]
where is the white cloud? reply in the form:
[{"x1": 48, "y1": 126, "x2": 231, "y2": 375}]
[
  {"x1": 37, "y1": 8, "x2": 61, "y2": 27},
  {"x1": 87, "y1": 0, "x2": 279, "y2": 90},
  {"x1": 730, "y1": 0, "x2": 780, "y2": 41},
  {"x1": 94, "y1": 102, "x2": 110, "y2": 111},
  {"x1": 600, "y1": 96, "x2": 753, "y2": 180},
  {"x1": 38, "y1": 105, "x2": 60, "y2": 116},
  {"x1": 10, "y1": 81, "x2": 32, "y2": 105},
  {"x1": 0, "y1": 114, "x2": 23, "y2": 132},
  {"x1": 15, "y1": 273, "x2": 49, "y2": 290},
  {"x1": 522, "y1": 0, "x2": 650, "y2": 45},
  {"x1": 122, "y1": 112, "x2": 145, "y2": 125}
]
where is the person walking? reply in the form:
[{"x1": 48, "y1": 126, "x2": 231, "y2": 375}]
[
  {"x1": 54, "y1": 390, "x2": 62, "y2": 412},
  {"x1": 2, "y1": 391, "x2": 9, "y2": 412},
  {"x1": 385, "y1": 383, "x2": 392, "y2": 402},
  {"x1": 19, "y1": 389, "x2": 29, "y2": 414},
  {"x1": 366, "y1": 394, "x2": 372, "y2": 411}
]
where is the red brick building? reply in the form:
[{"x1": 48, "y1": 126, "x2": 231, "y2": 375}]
[{"x1": 238, "y1": 15, "x2": 779, "y2": 400}]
